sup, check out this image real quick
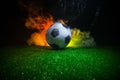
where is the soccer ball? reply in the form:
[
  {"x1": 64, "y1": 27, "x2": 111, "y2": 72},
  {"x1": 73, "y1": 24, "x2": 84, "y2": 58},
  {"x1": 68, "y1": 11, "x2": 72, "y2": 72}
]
[{"x1": 46, "y1": 21, "x2": 71, "y2": 49}]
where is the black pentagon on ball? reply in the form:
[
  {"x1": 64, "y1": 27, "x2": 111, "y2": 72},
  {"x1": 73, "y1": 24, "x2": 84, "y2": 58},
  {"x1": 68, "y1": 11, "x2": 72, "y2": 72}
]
[
  {"x1": 65, "y1": 35, "x2": 71, "y2": 43},
  {"x1": 49, "y1": 43, "x2": 63, "y2": 50},
  {"x1": 50, "y1": 43, "x2": 59, "y2": 48},
  {"x1": 51, "y1": 29, "x2": 59, "y2": 37}
]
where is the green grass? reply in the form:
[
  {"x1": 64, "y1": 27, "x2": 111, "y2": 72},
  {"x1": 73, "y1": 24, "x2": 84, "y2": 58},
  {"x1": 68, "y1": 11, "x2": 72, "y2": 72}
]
[{"x1": 0, "y1": 46, "x2": 120, "y2": 80}]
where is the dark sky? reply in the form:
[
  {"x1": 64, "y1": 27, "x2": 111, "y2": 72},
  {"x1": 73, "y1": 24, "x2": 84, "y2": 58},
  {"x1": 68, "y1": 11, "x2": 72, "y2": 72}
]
[{"x1": 1, "y1": 0, "x2": 119, "y2": 47}]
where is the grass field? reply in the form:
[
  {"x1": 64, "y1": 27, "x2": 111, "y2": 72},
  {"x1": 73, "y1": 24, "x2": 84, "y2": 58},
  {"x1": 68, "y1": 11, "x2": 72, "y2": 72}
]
[{"x1": 0, "y1": 46, "x2": 120, "y2": 80}]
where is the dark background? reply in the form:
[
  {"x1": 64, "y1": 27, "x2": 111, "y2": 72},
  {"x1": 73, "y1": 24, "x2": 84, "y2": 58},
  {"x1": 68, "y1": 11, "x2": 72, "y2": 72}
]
[{"x1": 1, "y1": 0, "x2": 119, "y2": 47}]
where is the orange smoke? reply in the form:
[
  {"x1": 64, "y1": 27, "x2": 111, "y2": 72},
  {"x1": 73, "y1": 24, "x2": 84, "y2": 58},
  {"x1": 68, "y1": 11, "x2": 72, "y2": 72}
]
[
  {"x1": 18, "y1": 0, "x2": 55, "y2": 46},
  {"x1": 25, "y1": 15, "x2": 54, "y2": 46}
]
